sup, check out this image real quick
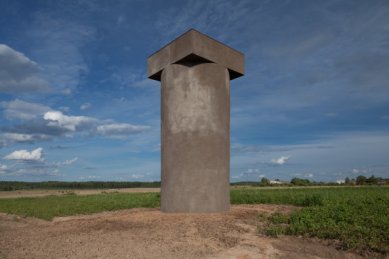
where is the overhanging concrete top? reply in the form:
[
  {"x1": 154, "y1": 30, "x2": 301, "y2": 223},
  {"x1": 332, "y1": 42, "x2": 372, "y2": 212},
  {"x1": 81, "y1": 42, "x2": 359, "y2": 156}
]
[{"x1": 148, "y1": 29, "x2": 244, "y2": 81}]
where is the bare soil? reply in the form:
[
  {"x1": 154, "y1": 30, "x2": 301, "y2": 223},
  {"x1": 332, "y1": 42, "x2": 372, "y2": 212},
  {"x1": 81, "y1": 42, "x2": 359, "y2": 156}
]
[
  {"x1": 0, "y1": 205, "x2": 366, "y2": 259},
  {"x1": 0, "y1": 188, "x2": 160, "y2": 199}
]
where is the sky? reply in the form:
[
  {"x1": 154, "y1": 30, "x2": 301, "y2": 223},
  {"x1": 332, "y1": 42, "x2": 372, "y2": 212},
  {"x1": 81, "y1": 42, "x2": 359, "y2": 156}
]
[{"x1": 0, "y1": 0, "x2": 388, "y2": 182}]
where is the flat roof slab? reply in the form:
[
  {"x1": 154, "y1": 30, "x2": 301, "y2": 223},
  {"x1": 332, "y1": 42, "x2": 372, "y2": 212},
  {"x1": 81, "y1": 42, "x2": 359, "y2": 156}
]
[{"x1": 148, "y1": 29, "x2": 244, "y2": 81}]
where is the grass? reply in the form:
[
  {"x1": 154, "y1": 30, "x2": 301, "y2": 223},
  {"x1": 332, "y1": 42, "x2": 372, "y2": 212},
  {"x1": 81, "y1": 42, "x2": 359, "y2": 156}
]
[
  {"x1": 231, "y1": 187, "x2": 327, "y2": 206},
  {"x1": 0, "y1": 192, "x2": 160, "y2": 220},
  {"x1": 0, "y1": 186, "x2": 388, "y2": 254}
]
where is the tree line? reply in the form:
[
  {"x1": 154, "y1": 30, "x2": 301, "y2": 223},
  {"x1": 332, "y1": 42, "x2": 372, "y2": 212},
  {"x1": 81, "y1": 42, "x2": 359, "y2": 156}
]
[
  {"x1": 1, "y1": 175, "x2": 387, "y2": 191},
  {"x1": 0, "y1": 181, "x2": 161, "y2": 191},
  {"x1": 232, "y1": 175, "x2": 388, "y2": 187}
]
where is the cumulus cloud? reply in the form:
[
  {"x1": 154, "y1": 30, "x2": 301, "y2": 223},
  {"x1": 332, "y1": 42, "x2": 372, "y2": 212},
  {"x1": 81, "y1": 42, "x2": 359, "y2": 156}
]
[
  {"x1": 2, "y1": 99, "x2": 51, "y2": 120},
  {"x1": 0, "y1": 44, "x2": 50, "y2": 93},
  {"x1": 1, "y1": 99, "x2": 150, "y2": 146},
  {"x1": 270, "y1": 156, "x2": 290, "y2": 165},
  {"x1": 4, "y1": 147, "x2": 44, "y2": 161},
  {"x1": 1, "y1": 154, "x2": 80, "y2": 177},
  {"x1": 96, "y1": 123, "x2": 150, "y2": 137},
  {"x1": 43, "y1": 111, "x2": 96, "y2": 131}
]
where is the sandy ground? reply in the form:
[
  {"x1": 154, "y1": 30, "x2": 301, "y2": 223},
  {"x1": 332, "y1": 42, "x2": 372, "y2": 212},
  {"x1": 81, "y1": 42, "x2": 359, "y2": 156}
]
[
  {"x1": 0, "y1": 188, "x2": 160, "y2": 199},
  {"x1": 0, "y1": 204, "x2": 368, "y2": 259}
]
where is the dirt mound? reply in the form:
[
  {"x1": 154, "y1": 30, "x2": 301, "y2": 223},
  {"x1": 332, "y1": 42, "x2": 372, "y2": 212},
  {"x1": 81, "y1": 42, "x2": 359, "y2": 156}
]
[{"x1": 0, "y1": 205, "x2": 364, "y2": 259}]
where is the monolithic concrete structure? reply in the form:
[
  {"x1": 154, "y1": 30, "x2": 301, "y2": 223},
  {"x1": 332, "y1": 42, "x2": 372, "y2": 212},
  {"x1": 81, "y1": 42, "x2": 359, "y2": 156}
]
[{"x1": 148, "y1": 29, "x2": 244, "y2": 213}]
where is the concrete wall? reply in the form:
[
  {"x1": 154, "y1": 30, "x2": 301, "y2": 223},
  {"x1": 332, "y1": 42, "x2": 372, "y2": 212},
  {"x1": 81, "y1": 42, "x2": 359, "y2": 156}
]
[
  {"x1": 160, "y1": 62, "x2": 230, "y2": 212},
  {"x1": 148, "y1": 29, "x2": 244, "y2": 213}
]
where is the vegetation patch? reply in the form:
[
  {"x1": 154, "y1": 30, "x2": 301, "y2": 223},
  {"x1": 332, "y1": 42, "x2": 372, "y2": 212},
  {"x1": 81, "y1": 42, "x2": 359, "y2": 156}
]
[{"x1": 251, "y1": 187, "x2": 389, "y2": 255}]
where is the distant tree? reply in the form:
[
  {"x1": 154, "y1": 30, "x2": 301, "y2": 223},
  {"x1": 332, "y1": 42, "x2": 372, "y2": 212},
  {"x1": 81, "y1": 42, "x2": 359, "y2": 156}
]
[
  {"x1": 260, "y1": 177, "x2": 270, "y2": 185},
  {"x1": 366, "y1": 175, "x2": 379, "y2": 185},
  {"x1": 345, "y1": 177, "x2": 351, "y2": 185},
  {"x1": 291, "y1": 177, "x2": 311, "y2": 186},
  {"x1": 356, "y1": 175, "x2": 367, "y2": 185}
]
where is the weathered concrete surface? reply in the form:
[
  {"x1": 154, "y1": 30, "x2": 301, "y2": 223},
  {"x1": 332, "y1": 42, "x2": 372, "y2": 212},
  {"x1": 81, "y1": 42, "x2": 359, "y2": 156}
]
[
  {"x1": 148, "y1": 29, "x2": 244, "y2": 81},
  {"x1": 148, "y1": 29, "x2": 244, "y2": 213},
  {"x1": 161, "y1": 63, "x2": 230, "y2": 212}
]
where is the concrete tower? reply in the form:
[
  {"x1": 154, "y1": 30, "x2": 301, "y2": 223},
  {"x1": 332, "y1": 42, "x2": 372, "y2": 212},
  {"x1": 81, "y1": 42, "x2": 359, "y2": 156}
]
[{"x1": 148, "y1": 29, "x2": 244, "y2": 213}]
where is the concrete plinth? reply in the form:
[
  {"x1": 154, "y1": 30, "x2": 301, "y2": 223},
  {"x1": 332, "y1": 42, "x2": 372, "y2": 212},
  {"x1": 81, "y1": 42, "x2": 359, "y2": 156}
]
[{"x1": 148, "y1": 29, "x2": 244, "y2": 213}]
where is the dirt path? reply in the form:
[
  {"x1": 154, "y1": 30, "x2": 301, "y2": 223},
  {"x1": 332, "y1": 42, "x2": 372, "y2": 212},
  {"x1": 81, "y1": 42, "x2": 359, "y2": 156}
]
[{"x1": 0, "y1": 205, "x2": 365, "y2": 259}]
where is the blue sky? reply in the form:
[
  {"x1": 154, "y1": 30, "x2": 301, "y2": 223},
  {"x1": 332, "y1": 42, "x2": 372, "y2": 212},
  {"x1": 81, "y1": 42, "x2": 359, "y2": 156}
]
[{"x1": 0, "y1": 0, "x2": 388, "y2": 182}]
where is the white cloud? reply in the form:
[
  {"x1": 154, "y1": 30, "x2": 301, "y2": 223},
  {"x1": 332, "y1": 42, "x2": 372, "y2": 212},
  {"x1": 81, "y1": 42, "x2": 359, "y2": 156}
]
[
  {"x1": 1, "y1": 151, "x2": 78, "y2": 177},
  {"x1": 12, "y1": 167, "x2": 60, "y2": 177},
  {"x1": 232, "y1": 168, "x2": 264, "y2": 180},
  {"x1": 1, "y1": 106, "x2": 150, "y2": 145},
  {"x1": 0, "y1": 133, "x2": 49, "y2": 144},
  {"x1": 132, "y1": 78, "x2": 159, "y2": 88},
  {"x1": 57, "y1": 157, "x2": 78, "y2": 166},
  {"x1": 4, "y1": 147, "x2": 44, "y2": 161},
  {"x1": 43, "y1": 111, "x2": 96, "y2": 131},
  {"x1": 96, "y1": 123, "x2": 150, "y2": 136},
  {"x1": 79, "y1": 175, "x2": 101, "y2": 180},
  {"x1": 130, "y1": 173, "x2": 145, "y2": 179},
  {"x1": 2, "y1": 99, "x2": 51, "y2": 120},
  {"x1": 0, "y1": 44, "x2": 50, "y2": 93},
  {"x1": 270, "y1": 156, "x2": 290, "y2": 165},
  {"x1": 351, "y1": 168, "x2": 371, "y2": 175},
  {"x1": 1, "y1": 100, "x2": 150, "y2": 145},
  {"x1": 293, "y1": 172, "x2": 313, "y2": 178},
  {"x1": 0, "y1": 163, "x2": 8, "y2": 174},
  {"x1": 80, "y1": 102, "x2": 91, "y2": 110},
  {"x1": 2, "y1": 133, "x2": 35, "y2": 142}
]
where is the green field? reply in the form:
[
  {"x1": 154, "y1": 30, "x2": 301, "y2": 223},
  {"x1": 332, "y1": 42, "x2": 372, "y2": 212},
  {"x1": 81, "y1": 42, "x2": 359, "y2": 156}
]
[
  {"x1": 0, "y1": 192, "x2": 160, "y2": 220},
  {"x1": 0, "y1": 186, "x2": 388, "y2": 254}
]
